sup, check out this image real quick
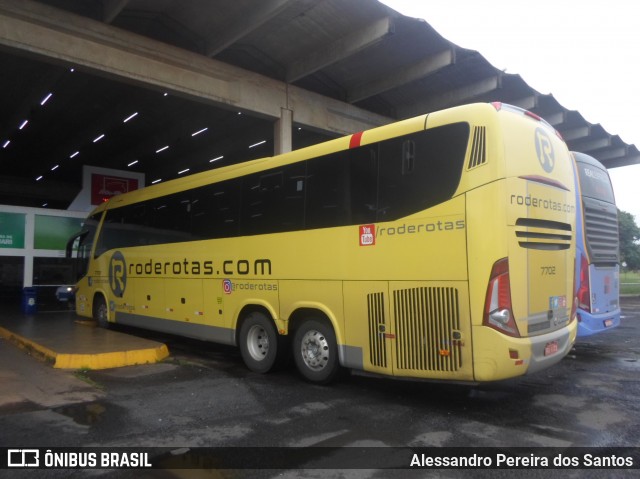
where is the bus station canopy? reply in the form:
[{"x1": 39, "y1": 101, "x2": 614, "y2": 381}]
[{"x1": 0, "y1": 0, "x2": 637, "y2": 208}]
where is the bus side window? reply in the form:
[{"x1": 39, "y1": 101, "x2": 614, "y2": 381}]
[
  {"x1": 96, "y1": 209, "x2": 124, "y2": 256},
  {"x1": 349, "y1": 146, "x2": 378, "y2": 224},
  {"x1": 378, "y1": 123, "x2": 469, "y2": 221},
  {"x1": 148, "y1": 194, "x2": 192, "y2": 240},
  {"x1": 240, "y1": 163, "x2": 305, "y2": 236},
  {"x1": 306, "y1": 151, "x2": 350, "y2": 229},
  {"x1": 191, "y1": 179, "x2": 241, "y2": 239}
]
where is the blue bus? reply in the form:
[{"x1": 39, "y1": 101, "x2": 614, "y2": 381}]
[{"x1": 572, "y1": 152, "x2": 620, "y2": 336}]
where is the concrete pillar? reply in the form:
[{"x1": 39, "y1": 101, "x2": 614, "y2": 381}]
[
  {"x1": 274, "y1": 108, "x2": 293, "y2": 155},
  {"x1": 23, "y1": 212, "x2": 34, "y2": 288}
]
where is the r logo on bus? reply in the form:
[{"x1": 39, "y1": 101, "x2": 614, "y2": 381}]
[
  {"x1": 109, "y1": 251, "x2": 127, "y2": 297},
  {"x1": 535, "y1": 127, "x2": 555, "y2": 173}
]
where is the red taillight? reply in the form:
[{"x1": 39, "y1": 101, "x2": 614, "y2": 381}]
[
  {"x1": 577, "y1": 253, "x2": 591, "y2": 312},
  {"x1": 524, "y1": 110, "x2": 543, "y2": 122},
  {"x1": 483, "y1": 258, "x2": 520, "y2": 338}
]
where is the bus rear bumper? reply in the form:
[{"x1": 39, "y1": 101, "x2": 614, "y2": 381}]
[
  {"x1": 473, "y1": 321, "x2": 577, "y2": 381},
  {"x1": 576, "y1": 309, "x2": 621, "y2": 337},
  {"x1": 526, "y1": 321, "x2": 577, "y2": 376}
]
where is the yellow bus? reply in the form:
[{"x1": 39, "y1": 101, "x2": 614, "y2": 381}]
[{"x1": 68, "y1": 102, "x2": 577, "y2": 384}]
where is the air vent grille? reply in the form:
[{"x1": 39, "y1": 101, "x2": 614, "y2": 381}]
[
  {"x1": 468, "y1": 126, "x2": 486, "y2": 169},
  {"x1": 393, "y1": 287, "x2": 462, "y2": 371},
  {"x1": 367, "y1": 292, "x2": 387, "y2": 368},
  {"x1": 583, "y1": 198, "x2": 619, "y2": 263},
  {"x1": 515, "y1": 218, "x2": 572, "y2": 250}
]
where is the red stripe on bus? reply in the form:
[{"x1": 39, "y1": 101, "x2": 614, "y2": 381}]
[{"x1": 349, "y1": 131, "x2": 364, "y2": 148}]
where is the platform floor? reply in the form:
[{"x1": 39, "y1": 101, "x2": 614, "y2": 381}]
[{"x1": 0, "y1": 308, "x2": 169, "y2": 370}]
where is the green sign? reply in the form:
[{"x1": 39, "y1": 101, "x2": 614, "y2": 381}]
[
  {"x1": 0, "y1": 212, "x2": 26, "y2": 249},
  {"x1": 35, "y1": 215, "x2": 83, "y2": 250}
]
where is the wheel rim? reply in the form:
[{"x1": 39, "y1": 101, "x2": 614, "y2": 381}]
[
  {"x1": 96, "y1": 303, "x2": 108, "y2": 324},
  {"x1": 300, "y1": 329, "x2": 330, "y2": 371},
  {"x1": 246, "y1": 324, "x2": 270, "y2": 362}
]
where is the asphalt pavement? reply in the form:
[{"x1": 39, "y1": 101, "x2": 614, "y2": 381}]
[{"x1": 1, "y1": 297, "x2": 639, "y2": 479}]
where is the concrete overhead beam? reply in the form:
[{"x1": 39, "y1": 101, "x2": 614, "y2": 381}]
[
  {"x1": 288, "y1": 86, "x2": 389, "y2": 135},
  {"x1": 594, "y1": 147, "x2": 628, "y2": 161},
  {"x1": 570, "y1": 136, "x2": 611, "y2": 152},
  {"x1": 400, "y1": 75, "x2": 501, "y2": 118},
  {"x1": 0, "y1": 0, "x2": 390, "y2": 137},
  {"x1": 205, "y1": 0, "x2": 296, "y2": 57},
  {"x1": 508, "y1": 95, "x2": 537, "y2": 111},
  {"x1": 605, "y1": 155, "x2": 640, "y2": 168},
  {"x1": 286, "y1": 16, "x2": 395, "y2": 83},
  {"x1": 560, "y1": 125, "x2": 590, "y2": 141},
  {"x1": 347, "y1": 48, "x2": 455, "y2": 103},
  {"x1": 540, "y1": 111, "x2": 566, "y2": 127},
  {"x1": 103, "y1": 0, "x2": 129, "y2": 23}
]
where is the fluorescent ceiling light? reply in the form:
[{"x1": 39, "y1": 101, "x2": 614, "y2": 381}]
[
  {"x1": 2, "y1": 140, "x2": 9, "y2": 149},
  {"x1": 156, "y1": 145, "x2": 169, "y2": 153},
  {"x1": 151, "y1": 179, "x2": 162, "y2": 184},
  {"x1": 69, "y1": 151, "x2": 80, "y2": 158},
  {"x1": 19, "y1": 120, "x2": 28, "y2": 130},
  {"x1": 178, "y1": 168, "x2": 190, "y2": 175},
  {"x1": 191, "y1": 127, "x2": 208, "y2": 136},
  {"x1": 51, "y1": 165, "x2": 59, "y2": 171},
  {"x1": 36, "y1": 176, "x2": 43, "y2": 181},
  {"x1": 249, "y1": 140, "x2": 266, "y2": 148},
  {"x1": 40, "y1": 93, "x2": 53, "y2": 105},
  {"x1": 209, "y1": 155, "x2": 224, "y2": 163},
  {"x1": 123, "y1": 112, "x2": 138, "y2": 123},
  {"x1": 93, "y1": 134, "x2": 105, "y2": 143},
  {"x1": 128, "y1": 160, "x2": 139, "y2": 167}
]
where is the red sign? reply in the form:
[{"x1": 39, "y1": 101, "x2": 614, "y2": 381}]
[
  {"x1": 359, "y1": 224, "x2": 375, "y2": 246},
  {"x1": 91, "y1": 174, "x2": 139, "y2": 204}
]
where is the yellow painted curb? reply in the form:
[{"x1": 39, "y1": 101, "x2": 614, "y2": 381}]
[
  {"x1": 0, "y1": 326, "x2": 58, "y2": 364},
  {"x1": 0, "y1": 326, "x2": 169, "y2": 370},
  {"x1": 54, "y1": 344, "x2": 170, "y2": 369}
]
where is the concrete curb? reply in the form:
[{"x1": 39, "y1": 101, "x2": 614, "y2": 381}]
[{"x1": 0, "y1": 325, "x2": 169, "y2": 370}]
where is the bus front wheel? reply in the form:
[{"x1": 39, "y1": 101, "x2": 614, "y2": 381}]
[
  {"x1": 93, "y1": 296, "x2": 110, "y2": 329},
  {"x1": 239, "y1": 311, "x2": 282, "y2": 374},
  {"x1": 293, "y1": 318, "x2": 341, "y2": 384}
]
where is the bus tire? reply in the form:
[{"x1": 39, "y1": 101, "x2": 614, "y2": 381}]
[
  {"x1": 293, "y1": 318, "x2": 341, "y2": 384},
  {"x1": 239, "y1": 311, "x2": 281, "y2": 374},
  {"x1": 93, "y1": 295, "x2": 110, "y2": 329}
]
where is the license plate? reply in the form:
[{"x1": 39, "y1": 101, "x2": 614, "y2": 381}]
[
  {"x1": 604, "y1": 319, "x2": 613, "y2": 328},
  {"x1": 544, "y1": 340, "x2": 559, "y2": 356}
]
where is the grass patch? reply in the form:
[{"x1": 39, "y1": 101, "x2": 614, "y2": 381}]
[
  {"x1": 73, "y1": 368, "x2": 105, "y2": 390},
  {"x1": 620, "y1": 271, "x2": 640, "y2": 295}
]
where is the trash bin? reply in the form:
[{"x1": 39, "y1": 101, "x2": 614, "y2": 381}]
[{"x1": 22, "y1": 287, "x2": 37, "y2": 315}]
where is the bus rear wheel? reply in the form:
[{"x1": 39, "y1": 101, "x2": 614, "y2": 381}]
[
  {"x1": 239, "y1": 311, "x2": 282, "y2": 374},
  {"x1": 293, "y1": 318, "x2": 341, "y2": 384},
  {"x1": 93, "y1": 295, "x2": 110, "y2": 329}
]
